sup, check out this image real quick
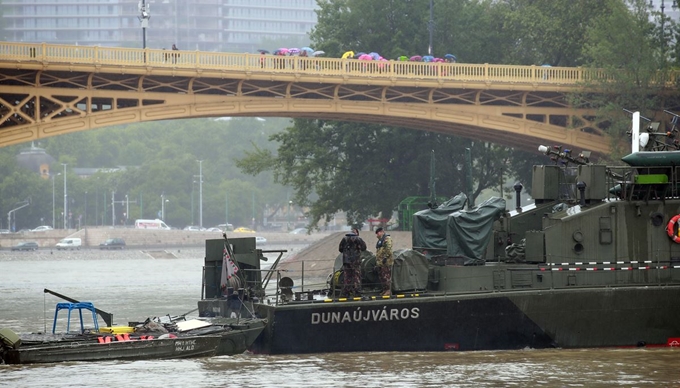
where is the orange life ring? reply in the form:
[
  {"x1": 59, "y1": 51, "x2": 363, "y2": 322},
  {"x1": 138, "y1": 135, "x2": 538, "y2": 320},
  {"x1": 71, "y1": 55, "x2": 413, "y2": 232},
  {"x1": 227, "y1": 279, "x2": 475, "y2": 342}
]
[{"x1": 666, "y1": 215, "x2": 680, "y2": 243}]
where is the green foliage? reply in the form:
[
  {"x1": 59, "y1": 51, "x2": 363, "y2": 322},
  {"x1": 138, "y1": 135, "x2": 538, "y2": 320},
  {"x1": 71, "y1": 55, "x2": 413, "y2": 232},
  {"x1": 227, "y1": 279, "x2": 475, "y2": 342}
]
[
  {"x1": 498, "y1": 0, "x2": 612, "y2": 66},
  {"x1": 237, "y1": 118, "x2": 525, "y2": 227},
  {"x1": 0, "y1": 118, "x2": 290, "y2": 230},
  {"x1": 573, "y1": 0, "x2": 678, "y2": 159}
]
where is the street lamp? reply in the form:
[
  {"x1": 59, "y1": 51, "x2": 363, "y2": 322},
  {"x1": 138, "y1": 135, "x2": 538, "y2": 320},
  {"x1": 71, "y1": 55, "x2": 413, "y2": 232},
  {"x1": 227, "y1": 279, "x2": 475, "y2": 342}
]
[
  {"x1": 197, "y1": 160, "x2": 203, "y2": 229},
  {"x1": 52, "y1": 172, "x2": 60, "y2": 228},
  {"x1": 161, "y1": 194, "x2": 169, "y2": 221},
  {"x1": 191, "y1": 180, "x2": 196, "y2": 225},
  {"x1": 62, "y1": 163, "x2": 67, "y2": 229},
  {"x1": 288, "y1": 200, "x2": 293, "y2": 231},
  {"x1": 138, "y1": 0, "x2": 151, "y2": 49},
  {"x1": 650, "y1": 0, "x2": 679, "y2": 52}
]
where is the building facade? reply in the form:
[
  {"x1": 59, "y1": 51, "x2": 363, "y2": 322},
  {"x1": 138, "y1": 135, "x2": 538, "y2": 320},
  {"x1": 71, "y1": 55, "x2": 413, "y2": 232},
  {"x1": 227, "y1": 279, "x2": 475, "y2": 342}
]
[{"x1": 1, "y1": 0, "x2": 318, "y2": 52}]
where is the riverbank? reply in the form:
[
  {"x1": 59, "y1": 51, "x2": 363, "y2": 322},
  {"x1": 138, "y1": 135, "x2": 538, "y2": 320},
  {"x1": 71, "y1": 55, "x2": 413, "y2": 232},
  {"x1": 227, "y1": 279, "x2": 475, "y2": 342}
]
[{"x1": 0, "y1": 226, "x2": 330, "y2": 250}]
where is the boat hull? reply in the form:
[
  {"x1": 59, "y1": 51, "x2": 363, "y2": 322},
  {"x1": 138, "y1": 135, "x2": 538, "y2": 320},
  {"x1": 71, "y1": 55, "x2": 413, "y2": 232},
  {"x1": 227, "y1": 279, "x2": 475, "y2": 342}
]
[
  {"x1": 3, "y1": 334, "x2": 223, "y2": 364},
  {"x1": 250, "y1": 286, "x2": 680, "y2": 354},
  {"x1": 215, "y1": 319, "x2": 266, "y2": 355}
]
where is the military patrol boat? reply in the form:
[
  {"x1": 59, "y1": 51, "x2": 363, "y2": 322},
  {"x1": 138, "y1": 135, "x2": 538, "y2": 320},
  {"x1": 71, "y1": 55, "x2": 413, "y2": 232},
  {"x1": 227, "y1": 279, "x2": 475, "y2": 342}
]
[{"x1": 200, "y1": 111, "x2": 680, "y2": 354}]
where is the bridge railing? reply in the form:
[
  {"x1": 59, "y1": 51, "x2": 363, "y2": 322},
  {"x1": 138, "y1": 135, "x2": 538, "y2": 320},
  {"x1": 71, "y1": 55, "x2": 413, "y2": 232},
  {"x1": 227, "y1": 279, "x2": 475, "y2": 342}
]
[{"x1": 0, "y1": 41, "x2": 676, "y2": 87}]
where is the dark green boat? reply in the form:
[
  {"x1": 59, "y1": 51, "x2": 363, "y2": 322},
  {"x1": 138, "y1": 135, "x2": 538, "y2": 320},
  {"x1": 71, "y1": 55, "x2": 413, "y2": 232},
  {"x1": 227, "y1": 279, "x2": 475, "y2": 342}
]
[{"x1": 199, "y1": 112, "x2": 680, "y2": 354}]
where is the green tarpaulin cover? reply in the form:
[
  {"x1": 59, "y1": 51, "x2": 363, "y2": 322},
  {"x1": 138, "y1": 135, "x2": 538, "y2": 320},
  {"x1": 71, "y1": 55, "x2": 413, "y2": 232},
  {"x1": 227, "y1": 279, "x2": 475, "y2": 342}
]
[
  {"x1": 446, "y1": 197, "x2": 506, "y2": 262},
  {"x1": 411, "y1": 193, "x2": 467, "y2": 252}
]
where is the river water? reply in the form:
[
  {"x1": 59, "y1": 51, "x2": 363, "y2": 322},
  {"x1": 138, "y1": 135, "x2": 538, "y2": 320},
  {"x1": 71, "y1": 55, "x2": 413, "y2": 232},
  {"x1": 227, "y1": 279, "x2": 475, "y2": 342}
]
[{"x1": 0, "y1": 248, "x2": 679, "y2": 387}]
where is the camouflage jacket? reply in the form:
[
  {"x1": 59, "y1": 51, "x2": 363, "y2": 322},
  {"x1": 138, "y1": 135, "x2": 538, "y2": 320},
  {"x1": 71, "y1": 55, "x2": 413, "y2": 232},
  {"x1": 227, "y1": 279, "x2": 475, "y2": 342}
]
[
  {"x1": 375, "y1": 234, "x2": 394, "y2": 267},
  {"x1": 339, "y1": 233, "x2": 367, "y2": 264}
]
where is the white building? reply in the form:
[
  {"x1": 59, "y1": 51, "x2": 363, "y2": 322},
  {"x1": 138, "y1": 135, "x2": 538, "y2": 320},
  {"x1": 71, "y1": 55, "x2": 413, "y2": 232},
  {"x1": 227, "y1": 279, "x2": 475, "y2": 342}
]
[{"x1": 1, "y1": 0, "x2": 318, "y2": 52}]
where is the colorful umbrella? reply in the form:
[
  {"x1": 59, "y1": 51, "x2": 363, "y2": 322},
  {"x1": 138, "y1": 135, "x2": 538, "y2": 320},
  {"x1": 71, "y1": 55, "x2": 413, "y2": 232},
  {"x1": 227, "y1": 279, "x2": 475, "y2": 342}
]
[
  {"x1": 288, "y1": 48, "x2": 300, "y2": 55},
  {"x1": 312, "y1": 50, "x2": 326, "y2": 57},
  {"x1": 409, "y1": 55, "x2": 422, "y2": 62},
  {"x1": 257, "y1": 49, "x2": 270, "y2": 54},
  {"x1": 369, "y1": 52, "x2": 381, "y2": 60},
  {"x1": 397, "y1": 55, "x2": 409, "y2": 61},
  {"x1": 422, "y1": 55, "x2": 435, "y2": 62},
  {"x1": 358, "y1": 54, "x2": 373, "y2": 60},
  {"x1": 444, "y1": 53, "x2": 457, "y2": 62},
  {"x1": 301, "y1": 47, "x2": 314, "y2": 54},
  {"x1": 274, "y1": 48, "x2": 289, "y2": 56},
  {"x1": 341, "y1": 51, "x2": 355, "y2": 59}
]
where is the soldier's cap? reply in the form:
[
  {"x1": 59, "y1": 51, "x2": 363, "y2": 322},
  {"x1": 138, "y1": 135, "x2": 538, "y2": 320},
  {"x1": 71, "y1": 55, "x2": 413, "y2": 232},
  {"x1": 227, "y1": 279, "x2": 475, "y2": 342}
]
[{"x1": 375, "y1": 227, "x2": 384, "y2": 234}]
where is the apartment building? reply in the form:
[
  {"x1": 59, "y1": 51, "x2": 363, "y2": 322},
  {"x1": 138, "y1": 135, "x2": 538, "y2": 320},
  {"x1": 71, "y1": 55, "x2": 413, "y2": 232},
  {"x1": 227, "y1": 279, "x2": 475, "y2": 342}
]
[{"x1": 1, "y1": 0, "x2": 318, "y2": 52}]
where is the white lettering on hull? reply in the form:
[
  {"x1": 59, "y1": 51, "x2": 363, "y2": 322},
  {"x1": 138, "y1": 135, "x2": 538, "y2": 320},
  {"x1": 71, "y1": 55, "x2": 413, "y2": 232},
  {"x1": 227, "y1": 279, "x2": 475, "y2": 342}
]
[
  {"x1": 311, "y1": 307, "x2": 420, "y2": 325},
  {"x1": 175, "y1": 339, "x2": 197, "y2": 352}
]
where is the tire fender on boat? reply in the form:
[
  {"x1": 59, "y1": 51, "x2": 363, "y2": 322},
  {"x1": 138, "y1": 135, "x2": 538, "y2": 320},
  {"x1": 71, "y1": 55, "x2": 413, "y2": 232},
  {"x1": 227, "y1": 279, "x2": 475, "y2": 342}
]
[{"x1": 666, "y1": 214, "x2": 680, "y2": 243}]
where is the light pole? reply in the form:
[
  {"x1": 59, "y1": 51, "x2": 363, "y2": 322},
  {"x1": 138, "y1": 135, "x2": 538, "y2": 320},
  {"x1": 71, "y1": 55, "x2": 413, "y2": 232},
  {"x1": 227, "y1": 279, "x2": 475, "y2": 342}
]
[
  {"x1": 161, "y1": 194, "x2": 169, "y2": 222},
  {"x1": 225, "y1": 193, "x2": 229, "y2": 227},
  {"x1": 139, "y1": 0, "x2": 150, "y2": 49},
  {"x1": 191, "y1": 180, "x2": 196, "y2": 225},
  {"x1": 197, "y1": 160, "x2": 203, "y2": 229},
  {"x1": 428, "y1": 0, "x2": 434, "y2": 56},
  {"x1": 287, "y1": 200, "x2": 292, "y2": 231},
  {"x1": 650, "y1": 0, "x2": 679, "y2": 52},
  {"x1": 62, "y1": 163, "x2": 67, "y2": 229},
  {"x1": 51, "y1": 173, "x2": 60, "y2": 228}
]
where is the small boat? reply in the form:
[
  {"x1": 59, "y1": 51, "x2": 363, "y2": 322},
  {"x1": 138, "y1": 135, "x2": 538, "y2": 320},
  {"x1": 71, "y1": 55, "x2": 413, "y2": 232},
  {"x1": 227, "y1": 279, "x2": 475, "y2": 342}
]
[
  {"x1": 0, "y1": 294, "x2": 265, "y2": 364},
  {"x1": 1, "y1": 330, "x2": 223, "y2": 364}
]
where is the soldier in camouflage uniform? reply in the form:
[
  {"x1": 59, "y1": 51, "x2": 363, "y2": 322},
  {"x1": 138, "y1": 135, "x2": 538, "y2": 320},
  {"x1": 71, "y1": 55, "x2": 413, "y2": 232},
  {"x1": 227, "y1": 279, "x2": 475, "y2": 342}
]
[
  {"x1": 375, "y1": 227, "x2": 394, "y2": 296},
  {"x1": 338, "y1": 228, "x2": 366, "y2": 297}
]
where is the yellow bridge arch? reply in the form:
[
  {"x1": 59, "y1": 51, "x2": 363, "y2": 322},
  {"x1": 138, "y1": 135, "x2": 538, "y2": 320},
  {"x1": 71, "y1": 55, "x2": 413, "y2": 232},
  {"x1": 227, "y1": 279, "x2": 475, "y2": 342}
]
[{"x1": 0, "y1": 42, "x2": 641, "y2": 155}]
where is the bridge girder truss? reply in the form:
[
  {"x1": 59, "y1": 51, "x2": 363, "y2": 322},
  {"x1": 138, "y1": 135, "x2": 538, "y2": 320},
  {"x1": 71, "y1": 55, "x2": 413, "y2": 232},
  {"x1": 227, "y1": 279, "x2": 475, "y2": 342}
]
[{"x1": 0, "y1": 68, "x2": 607, "y2": 154}]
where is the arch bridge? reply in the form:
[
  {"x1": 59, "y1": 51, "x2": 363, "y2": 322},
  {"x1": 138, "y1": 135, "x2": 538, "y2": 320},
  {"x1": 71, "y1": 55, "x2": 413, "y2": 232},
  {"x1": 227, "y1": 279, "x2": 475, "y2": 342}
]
[{"x1": 0, "y1": 42, "x2": 636, "y2": 155}]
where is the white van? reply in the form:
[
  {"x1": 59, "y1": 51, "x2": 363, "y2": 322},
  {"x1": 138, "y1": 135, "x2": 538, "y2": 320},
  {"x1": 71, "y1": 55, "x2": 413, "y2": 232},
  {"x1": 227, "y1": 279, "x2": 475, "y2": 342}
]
[
  {"x1": 135, "y1": 219, "x2": 171, "y2": 230},
  {"x1": 56, "y1": 238, "x2": 82, "y2": 250}
]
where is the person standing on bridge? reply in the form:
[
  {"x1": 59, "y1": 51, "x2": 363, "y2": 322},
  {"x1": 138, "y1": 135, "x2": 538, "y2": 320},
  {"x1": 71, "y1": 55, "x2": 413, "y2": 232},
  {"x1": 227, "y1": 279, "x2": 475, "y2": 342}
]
[
  {"x1": 171, "y1": 44, "x2": 180, "y2": 64},
  {"x1": 338, "y1": 227, "x2": 366, "y2": 298}
]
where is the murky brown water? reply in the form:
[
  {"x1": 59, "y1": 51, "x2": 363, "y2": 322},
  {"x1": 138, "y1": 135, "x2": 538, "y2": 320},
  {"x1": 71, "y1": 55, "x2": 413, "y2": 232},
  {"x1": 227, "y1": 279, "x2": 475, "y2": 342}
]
[{"x1": 1, "y1": 249, "x2": 679, "y2": 387}]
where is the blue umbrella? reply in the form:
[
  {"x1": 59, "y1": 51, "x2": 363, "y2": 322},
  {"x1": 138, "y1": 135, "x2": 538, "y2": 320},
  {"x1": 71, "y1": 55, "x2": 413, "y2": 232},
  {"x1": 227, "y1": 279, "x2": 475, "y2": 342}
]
[
  {"x1": 301, "y1": 47, "x2": 314, "y2": 55},
  {"x1": 444, "y1": 53, "x2": 457, "y2": 62},
  {"x1": 369, "y1": 52, "x2": 381, "y2": 60},
  {"x1": 422, "y1": 55, "x2": 434, "y2": 62}
]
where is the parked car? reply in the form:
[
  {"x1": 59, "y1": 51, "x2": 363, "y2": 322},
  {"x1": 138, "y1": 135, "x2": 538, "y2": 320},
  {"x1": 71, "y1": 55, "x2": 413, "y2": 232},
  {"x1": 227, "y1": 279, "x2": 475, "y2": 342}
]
[
  {"x1": 99, "y1": 238, "x2": 126, "y2": 250},
  {"x1": 233, "y1": 227, "x2": 256, "y2": 233},
  {"x1": 0, "y1": 229, "x2": 10, "y2": 234},
  {"x1": 30, "y1": 225, "x2": 53, "y2": 232},
  {"x1": 289, "y1": 228, "x2": 308, "y2": 235},
  {"x1": 56, "y1": 238, "x2": 82, "y2": 250},
  {"x1": 205, "y1": 227, "x2": 222, "y2": 232},
  {"x1": 255, "y1": 236, "x2": 267, "y2": 244},
  {"x1": 183, "y1": 226, "x2": 203, "y2": 231},
  {"x1": 11, "y1": 241, "x2": 39, "y2": 251}
]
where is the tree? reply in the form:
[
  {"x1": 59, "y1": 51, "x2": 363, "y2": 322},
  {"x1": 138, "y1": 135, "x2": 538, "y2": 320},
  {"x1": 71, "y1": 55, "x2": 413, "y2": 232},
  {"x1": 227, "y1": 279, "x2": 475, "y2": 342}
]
[
  {"x1": 497, "y1": 0, "x2": 613, "y2": 66},
  {"x1": 237, "y1": 119, "x2": 521, "y2": 227},
  {"x1": 573, "y1": 0, "x2": 676, "y2": 158}
]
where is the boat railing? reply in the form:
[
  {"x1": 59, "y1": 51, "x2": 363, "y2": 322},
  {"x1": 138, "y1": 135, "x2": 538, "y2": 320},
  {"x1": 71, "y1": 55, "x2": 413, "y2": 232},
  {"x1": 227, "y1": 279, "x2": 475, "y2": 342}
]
[{"x1": 606, "y1": 165, "x2": 680, "y2": 201}]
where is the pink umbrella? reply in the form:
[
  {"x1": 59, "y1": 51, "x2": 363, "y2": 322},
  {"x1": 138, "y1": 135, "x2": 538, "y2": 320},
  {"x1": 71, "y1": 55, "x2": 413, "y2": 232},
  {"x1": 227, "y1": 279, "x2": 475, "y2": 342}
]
[
  {"x1": 409, "y1": 55, "x2": 422, "y2": 62},
  {"x1": 358, "y1": 54, "x2": 373, "y2": 60}
]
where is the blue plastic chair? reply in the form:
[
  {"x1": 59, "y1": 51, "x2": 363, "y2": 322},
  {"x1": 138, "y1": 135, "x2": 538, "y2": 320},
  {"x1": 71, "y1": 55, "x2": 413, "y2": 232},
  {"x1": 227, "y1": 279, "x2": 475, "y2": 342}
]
[{"x1": 52, "y1": 302, "x2": 100, "y2": 334}]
